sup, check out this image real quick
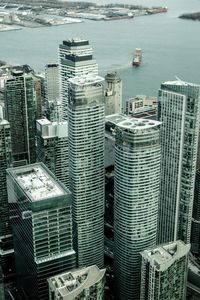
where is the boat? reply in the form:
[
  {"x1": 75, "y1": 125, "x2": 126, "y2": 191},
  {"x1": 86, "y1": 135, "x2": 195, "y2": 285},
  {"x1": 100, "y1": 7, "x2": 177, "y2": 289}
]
[
  {"x1": 132, "y1": 48, "x2": 142, "y2": 66},
  {"x1": 146, "y1": 7, "x2": 168, "y2": 15}
]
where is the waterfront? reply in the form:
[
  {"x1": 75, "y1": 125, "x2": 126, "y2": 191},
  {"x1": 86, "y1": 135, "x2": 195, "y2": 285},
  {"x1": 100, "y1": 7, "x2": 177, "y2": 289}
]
[{"x1": 1, "y1": 0, "x2": 200, "y2": 102}]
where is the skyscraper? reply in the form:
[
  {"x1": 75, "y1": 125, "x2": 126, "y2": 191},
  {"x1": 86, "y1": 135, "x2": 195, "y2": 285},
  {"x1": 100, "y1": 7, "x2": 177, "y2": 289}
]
[
  {"x1": 7, "y1": 163, "x2": 76, "y2": 300},
  {"x1": 4, "y1": 71, "x2": 36, "y2": 165},
  {"x1": 44, "y1": 63, "x2": 60, "y2": 121},
  {"x1": 36, "y1": 118, "x2": 69, "y2": 188},
  {"x1": 104, "y1": 71, "x2": 122, "y2": 115},
  {"x1": 48, "y1": 265, "x2": 106, "y2": 300},
  {"x1": 68, "y1": 75, "x2": 105, "y2": 268},
  {"x1": 109, "y1": 114, "x2": 161, "y2": 300},
  {"x1": 0, "y1": 115, "x2": 12, "y2": 239},
  {"x1": 58, "y1": 38, "x2": 98, "y2": 120},
  {"x1": 140, "y1": 240, "x2": 190, "y2": 300},
  {"x1": 0, "y1": 110, "x2": 13, "y2": 276},
  {"x1": 191, "y1": 169, "x2": 200, "y2": 255},
  {"x1": 158, "y1": 80, "x2": 200, "y2": 244}
]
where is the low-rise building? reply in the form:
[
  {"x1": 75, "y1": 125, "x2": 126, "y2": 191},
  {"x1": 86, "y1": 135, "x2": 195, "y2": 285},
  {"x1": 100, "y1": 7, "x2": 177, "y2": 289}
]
[
  {"x1": 140, "y1": 240, "x2": 190, "y2": 300},
  {"x1": 48, "y1": 265, "x2": 106, "y2": 300}
]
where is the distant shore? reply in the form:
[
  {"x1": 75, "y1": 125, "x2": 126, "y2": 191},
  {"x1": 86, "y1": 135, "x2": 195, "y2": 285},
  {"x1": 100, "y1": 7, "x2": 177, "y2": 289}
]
[
  {"x1": 0, "y1": 2, "x2": 168, "y2": 30},
  {"x1": 179, "y1": 12, "x2": 200, "y2": 21}
]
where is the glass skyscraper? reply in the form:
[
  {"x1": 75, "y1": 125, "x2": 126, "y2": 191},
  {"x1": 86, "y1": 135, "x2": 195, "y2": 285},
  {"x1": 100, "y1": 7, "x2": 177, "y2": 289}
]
[
  {"x1": 7, "y1": 163, "x2": 76, "y2": 300},
  {"x1": 158, "y1": 80, "x2": 200, "y2": 244},
  {"x1": 68, "y1": 75, "x2": 105, "y2": 269},
  {"x1": 4, "y1": 71, "x2": 36, "y2": 165},
  {"x1": 108, "y1": 114, "x2": 161, "y2": 300},
  {"x1": 58, "y1": 38, "x2": 98, "y2": 121}
]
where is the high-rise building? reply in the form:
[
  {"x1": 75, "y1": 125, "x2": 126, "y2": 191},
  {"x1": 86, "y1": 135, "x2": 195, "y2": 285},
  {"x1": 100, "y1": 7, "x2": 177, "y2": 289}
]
[
  {"x1": 0, "y1": 113, "x2": 12, "y2": 239},
  {"x1": 44, "y1": 63, "x2": 60, "y2": 121},
  {"x1": 48, "y1": 265, "x2": 106, "y2": 300},
  {"x1": 7, "y1": 163, "x2": 76, "y2": 300},
  {"x1": 0, "y1": 109, "x2": 14, "y2": 280},
  {"x1": 68, "y1": 75, "x2": 105, "y2": 268},
  {"x1": 140, "y1": 240, "x2": 190, "y2": 300},
  {"x1": 4, "y1": 71, "x2": 36, "y2": 165},
  {"x1": 104, "y1": 71, "x2": 122, "y2": 115},
  {"x1": 109, "y1": 114, "x2": 161, "y2": 300},
  {"x1": 58, "y1": 38, "x2": 98, "y2": 120},
  {"x1": 191, "y1": 169, "x2": 200, "y2": 255},
  {"x1": 36, "y1": 118, "x2": 69, "y2": 188},
  {"x1": 158, "y1": 80, "x2": 200, "y2": 244},
  {"x1": 32, "y1": 73, "x2": 44, "y2": 120}
]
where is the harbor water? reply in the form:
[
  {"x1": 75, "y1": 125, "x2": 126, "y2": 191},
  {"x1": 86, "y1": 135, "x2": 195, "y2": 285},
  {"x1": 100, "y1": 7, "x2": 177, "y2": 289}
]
[{"x1": 1, "y1": 0, "x2": 200, "y2": 102}]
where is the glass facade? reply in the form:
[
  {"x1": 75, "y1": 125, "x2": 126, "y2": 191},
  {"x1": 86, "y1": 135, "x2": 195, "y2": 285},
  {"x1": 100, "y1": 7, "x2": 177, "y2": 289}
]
[
  {"x1": 0, "y1": 120, "x2": 12, "y2": 238},
  {"x1": 68, "y1": 76, "x2": 105, "y2": 269},
  {"x1": 4, "y1": 73, "x2": 36, "y2": 164},
  {"x1": 7, "y1": 163, "x2": 76, "y2": 300},
  {"x1": 58, "y1": 38, "x2": 98, "y2": 121},
  {"x1": 158, "y1": 81, "x2": 200, "y2": 244},
  {"x1": 113, "y1": 116, "x2": 161, "y2": 300},
  {"x1": 37, "y1": 119, "x2": 69, "y2": 188}
]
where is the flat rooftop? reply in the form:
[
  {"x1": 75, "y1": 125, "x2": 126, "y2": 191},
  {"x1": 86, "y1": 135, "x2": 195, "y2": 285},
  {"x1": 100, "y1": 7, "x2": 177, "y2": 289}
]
[
  {"x1": 68, "y1": 74, "x2": 104, "y2": 86},
  {"x1": 48, "y1": 265, "x2": 105, "y2": 299},
  {"x1": 8, "y1": 163, "x2": 65, "y2": 201},
  {"x1": 106, "y1": 113, "x2": 161, "y2": 130},
  {"x1": 37, "y1": 119, "x2": 68, "y2": 139},
  {"x1": 141, "y1": 240, "x2": 190, "y2": 271},
  {"x1": 163, "y1": 79, "x2": 199, "y2": 87}
]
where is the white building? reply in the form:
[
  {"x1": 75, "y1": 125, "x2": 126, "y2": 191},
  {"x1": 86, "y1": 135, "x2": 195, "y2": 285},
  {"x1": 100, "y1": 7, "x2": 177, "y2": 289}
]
[
  {"x1": 58, "y1": 38, "x2": 98, "y2": 121},
  {"x1": 68, "y1": 75, "x2": 105, "y2": 269},
  {"x1": 140, "y1": 241, "x2": 190, "y2": 300},
  {"x1": 48, "y1": 265, "x2": 106, "y2": 300},
  {"x1": 36, "y1": 118, "x2": 69, "y2": 188},
  {"x1": 158, "y1": 80, "x2": 200, "y2": 244},
  {"x1": 105, "y1": 71, "x2": 122, "y2": 115},
  {"x1": 108, "y1": 114, "x2": 161, "y2": 300}
]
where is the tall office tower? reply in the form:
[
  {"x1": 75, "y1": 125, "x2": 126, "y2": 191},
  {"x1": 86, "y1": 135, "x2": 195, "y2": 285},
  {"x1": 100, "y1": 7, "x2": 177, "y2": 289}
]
[
  {"x1": 191, "y1": 169, "x2": 200, "y2": 255},
  {"x1": 104, "y1": 71, "x2": 122, "y2": 115},
  {"x1": 140, "y1": 240, "x2": 190, "y2": 300},
  {"x1": 36, "y1": 118, "x2": 69, "y2": 188},
  {"x1": 68, "y1": 75, "x2": 105, "y2": 268},
  {"x1": 4, "y1": 71, "x2": 36, "y2": 165},
  {"x1": 7, "y1": 163, "x2": 76, "y2": 300},
  {"x1": 58, "y1": 38, "x2": 98, "y2": 120},
  {"x1": 108, "y1": 114, "x2": 161, "y2": 300},
  {"x1": 0, "y1": 109, "x2": 14, "y2": 277},
  {"x1": 48, "y1": 265, "x2": 106, "y2": 300},
  {"x1": 45, "y1": 63, "x2": 60, "y2": 121},
  {"x1": 32, "y1": 73, "x2": 44, "y2": 120},
  {"x1": 0, "y1": 112, "x2": 12, "y2": 239},
  {"x1": 158, "y1": 80, "x2": 200, "y2": 244}
]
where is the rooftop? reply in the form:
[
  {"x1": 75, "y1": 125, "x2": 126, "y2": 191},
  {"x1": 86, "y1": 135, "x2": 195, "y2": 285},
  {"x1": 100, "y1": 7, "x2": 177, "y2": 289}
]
[
  {"x1": 141, "y1": 240, "x2": 190, "y2": 271},
  {"x1": 8, "y1": 163, "x2": 65, "y2": 202},
  {"x1": 48, "y1": 265, "x2": 105, "y2": 299},
  {"x1": 68, "y1": 74, "x2": 104, "y2": 86},
  {"x1": 106, "y1": 113, "x2": 161, "y2": 131},
  {"x1": 37, "y1": 119, "x2": 68, "y2": 138},
  {"x1": 163, "y1": 79, "x2": 199, "y2": 87}
]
